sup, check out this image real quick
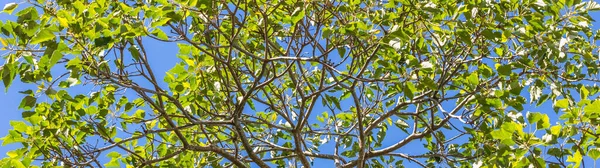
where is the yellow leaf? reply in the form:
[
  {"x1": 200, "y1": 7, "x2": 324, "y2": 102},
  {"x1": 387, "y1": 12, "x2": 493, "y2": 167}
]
[
  {"x1": 6, "y1": 151, "x2": 18, "y2": 158},
  {"x1": 57, "y1": 17, "x2": 69, "y2": 27},
  {"x1": 567, "y1": 151, "x2": 582, "y2": 167},
  {"x1": 0, "y1": 38, "x2": 7, "y2": 47}
]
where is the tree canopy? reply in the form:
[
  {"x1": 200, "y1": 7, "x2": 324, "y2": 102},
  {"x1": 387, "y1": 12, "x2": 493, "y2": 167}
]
[{"x1": 1, "y1": 0, "x2": 600, "y2": 167}]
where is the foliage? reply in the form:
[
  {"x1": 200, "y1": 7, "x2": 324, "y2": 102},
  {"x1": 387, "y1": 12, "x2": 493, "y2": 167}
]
[{"x1": 1, "y1": 0, "x2": 600, "y2": 167}]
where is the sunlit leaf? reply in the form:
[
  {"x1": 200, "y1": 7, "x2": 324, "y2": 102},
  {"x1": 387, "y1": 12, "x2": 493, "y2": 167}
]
[{"x1": 2, "y1": 3, "x2": 17, "y2": 14}]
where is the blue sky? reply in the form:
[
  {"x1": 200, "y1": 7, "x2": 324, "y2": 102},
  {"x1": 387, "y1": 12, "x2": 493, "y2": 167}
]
[{"x1": 0, "y1": 2, "x2": 600, "y2": 167}]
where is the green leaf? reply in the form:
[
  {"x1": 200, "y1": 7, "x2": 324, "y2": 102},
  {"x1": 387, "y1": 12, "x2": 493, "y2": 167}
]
[
  {"x1": 247, "y1": 99, "x2": 256, "y2": 110},
  {"x1": 2, "y1": 3, "x2": 17, "y2": 14},
  {"x1": 133, "y1": 109, "x2": 145, "y2": 119},
  {"x1": 2, "y1": 63, "x2": 14, "y2": 91},
  {"x1": 316, "y1": 114, "x2": 324, "y2": 122},
  {"x1": 554, "y1": 99, "x2": 569, "y2": 108},
  {"x1": 98, "y1": 126, "x2": 110, "y2": 138},
  {"x1": 18, "y1": 96, "x2": 36, "y2": 110},
  {"x1": 1, "y1": 1, "x2": 599, "y2": 167},
  {"x1": 290, "y1": 7, "x2": 305, "y2": 24},
  {"x1": 322, "y1": 27, "x2": 332, "y2": 38},
  {"x1": 337, "y1": 47, "x2": 346, "y2": 57},
  {"x1": 174, "y1": 84, "x2": 184, "y2": 92},
  {"x1": 10, "y1": 159, "x2": 25, "y2": 168},
  {"x1": 151, "y1": 18, "x2": 171, "y2": 27},
  {"x1": 584, "y1": 100, "x2": 600, "y2": 115},
  {"x1": 6, "y1": 151, "x2": 18, "y2": 158},
  {"x1": 527, "y1": 112, "x2": 550, "y2": 129},
  {"x1": 326, "y1": 95, "x2": 341, "y2": 110},
  {"x1": 395, "y1": 119, "x2": 409, "y2": 128},
  {"x1": 589, "y1": 148, "x2": 600, "y2": 160},
  {"x1": 567, "y1": 150, "x2": 582, "y2": 167},
  {"x1": 550, "y1": 125, "x2": 561, "y2": 135},
  {"x1": 105, "y1": 158, "x2": 121, "y2": 168},
  {"x1": 388, "y1": 38, "x2": 402, "y2": 51},
  {"x1": 30, "y1": 29, "x2": 55, "y2": 44},
  {"x1": 151, "y1": 29, "x2": 168, "y2": 40},
  {"x1": 124, "y1": 103, "x2": 133, "y2": 112},
  {"x1": 467, "y1": 72, "x2": 479, "y2": 85},
  {"x1": 501, "y1": 122, "x2": 523, "y2": 134},
  {"x1": 494, "y1": 47, "x2": 504, "y2": 56},
  {"x1": 404, "y1": 82, "x2": 416, "y2": 99},
  {"x1": 491, "y1": 129, "x2": 511, "y2": 140},
  {"x1": 65, "y1": 78, "x2": 79, "y2": 87},
  {"x1": 94, "y1": 37, "x2": 112, "y2": 47},
  {"x1": 580, "y1": 85, "x2": 589, "y2": 99},
  {"x1": 128, "y1": 45, "x2": 141, "y2": 61},
  {"x1": 46, "y1": 42, "x2": 67, "y2": 69},
  {"x1": 9, "y1": 121, "x2": 28, "y2": 133},
  {"x1": 496, "y1": 64, "x2": 512, "y2": 76},
  {"x1": 107, "y1": 151, "x2": 121, "y2": 158},
  {"x1": 1, "y1": 130, "x2": 24, "y2": 146}
]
